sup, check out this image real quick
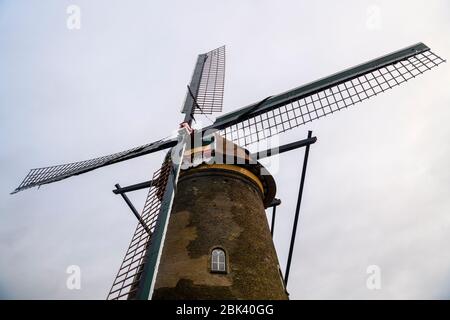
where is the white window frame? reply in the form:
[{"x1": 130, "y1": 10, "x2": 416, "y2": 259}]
[{"x1": 211, "y1": 248, "x2": 226, "y2": 273}]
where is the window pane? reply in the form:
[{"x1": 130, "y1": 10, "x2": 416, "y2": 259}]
[{"x1": 211, "y1": 249, "x2": 226, "y2": 272}]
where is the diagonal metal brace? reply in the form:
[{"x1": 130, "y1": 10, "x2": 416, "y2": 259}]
[{"x1": 114, "y1": 183, "x2": 151, "y2": 235}]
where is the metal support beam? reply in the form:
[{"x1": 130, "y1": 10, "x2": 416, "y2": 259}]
[
  {"x1": 269, "y1": 198, "x2": 282, "y2": 207},
  {"x1": 270, "y1": 198, "x2": 281, "y2": 237},
  {"x1": 114, "y1": 184, "x2": 151, "y2": 235},
  {"x1": 284, "y1": 130, "x2": 313, "y2": 286},
  {"x1": 113, "y1": 180, "x2": 153, "y2": 194},
  {"x1": 252, "y1": 136, "x2": 317, "y2": 160}
]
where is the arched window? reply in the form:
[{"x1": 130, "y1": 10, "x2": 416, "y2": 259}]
[{"x1": 211, "y1": 248, "x2": 226, "y2": 273}]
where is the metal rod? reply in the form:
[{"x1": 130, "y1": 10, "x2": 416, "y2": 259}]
[
  {"x1": 269, "y1": 198, "x2": 281, "y2": 237},
  {"x1": 271, "y1": 205, "x2": 277, "y2": 237},
  {"x1": 284, "y1": 130, "x2": 312, "y2": 286},
  {"x1": 113, "y1": 180, "x2": 152, "y2": 194},
  {"x1": 114, "y1": 184, "x2": 151, "y2": 235},
  {"x1": 251, "y1": 136, "x2": 317, "y2": 160}
]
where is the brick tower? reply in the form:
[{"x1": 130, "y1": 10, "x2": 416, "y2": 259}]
[{"x1": 151, "y1": 135, "x2": 288, "y2": 299}]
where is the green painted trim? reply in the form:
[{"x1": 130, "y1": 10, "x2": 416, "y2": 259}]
[
  {"x1": 206, "y1": 42, "x2": 430, "y2": 131},
  {"x1": 135, "y1": 143, "x2": 187, "y2": 300}
]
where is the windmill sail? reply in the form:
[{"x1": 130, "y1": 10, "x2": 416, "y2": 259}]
[
  {"x1": 195, "y1": 45, "x2": 226, "y2": 114},
  {"x1": 182, "y1": 45, "x2": 226, "y2": 116},
  {"x1": 14, "y1": 44, "x2": 442, "y2": 193},
  {"x1": 107, "y1": 134, "x2": 186, "y2": 300},
  {"x1": 204, "y1": 43, "x2": 445, "y2": 147},
  {"x1": 12, "y1": 137, "x2": 178, "y2": 194},
  {"x1": 107, "y1": 156, "x2": 173, "y2": 300}
]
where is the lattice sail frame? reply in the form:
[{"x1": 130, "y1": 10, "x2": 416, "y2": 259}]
[
  {"x1": 12, "y1": 43, "x2": 444, "y2": 194},
  {"x1": 12, "y1": 138, "x2": 177, "y2": 194},
  {"x1": 193, "y1": 45, "x2": 226, "y2": 114},
  {"x1": 212, "y1": 46, "x2": 445, "y2": 147},
  {"x1": 107, "y1": 157, "x2": 172, "y2": 300}
]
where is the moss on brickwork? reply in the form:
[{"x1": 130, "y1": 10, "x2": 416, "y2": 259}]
[{"x1": 152, "y1": 167, "x2": 288, "y2": 300}]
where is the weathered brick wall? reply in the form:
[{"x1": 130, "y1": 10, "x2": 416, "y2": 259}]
[{"x1": 152, "y1": 166, "x2": 287, "y2": 300}]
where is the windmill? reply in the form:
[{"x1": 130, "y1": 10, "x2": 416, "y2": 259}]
[{"x1": 12, "y1": 43, "x2": 444, "y2": 300}]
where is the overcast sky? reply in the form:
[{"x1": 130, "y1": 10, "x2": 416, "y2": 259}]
[{"x1": 0, "y1": 0, "x2": 449, "y2": 299}]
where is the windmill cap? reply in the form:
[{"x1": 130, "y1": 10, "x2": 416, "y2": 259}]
[{"x1": 180, "y1": 133, "x2": 276, "y2": 208}]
